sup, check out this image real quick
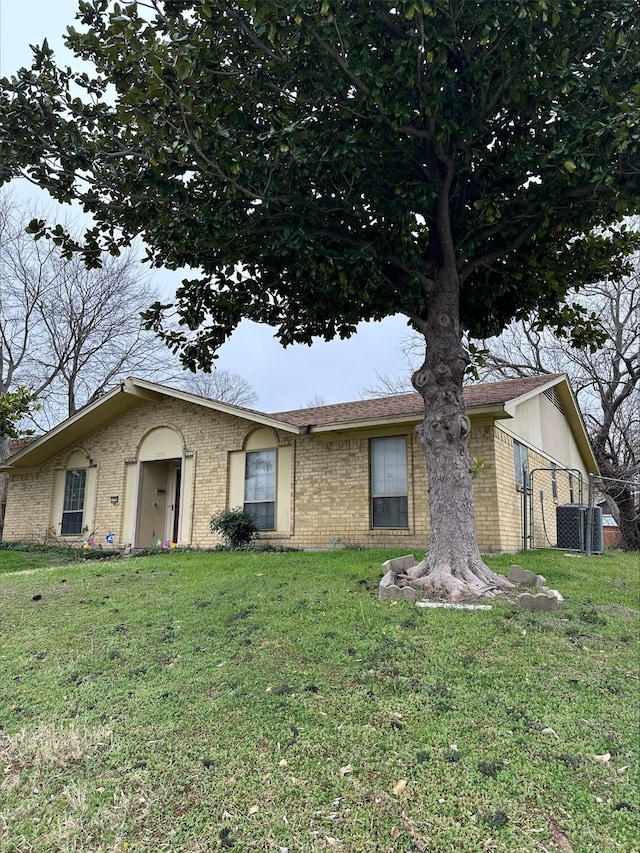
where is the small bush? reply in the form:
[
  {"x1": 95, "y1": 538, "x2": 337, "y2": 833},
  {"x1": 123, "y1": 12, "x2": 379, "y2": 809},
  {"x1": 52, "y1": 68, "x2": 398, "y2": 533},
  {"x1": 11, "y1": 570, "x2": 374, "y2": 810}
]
[{"x1": 209, "y1": 507, "x2": 258, "y2": 549}]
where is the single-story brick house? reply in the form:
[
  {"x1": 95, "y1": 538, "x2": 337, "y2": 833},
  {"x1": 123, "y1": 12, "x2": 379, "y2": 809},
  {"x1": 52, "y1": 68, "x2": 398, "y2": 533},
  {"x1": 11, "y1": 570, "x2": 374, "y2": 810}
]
[{"x1": 1, "y1": 373, "x2": 597, "y2": 553}]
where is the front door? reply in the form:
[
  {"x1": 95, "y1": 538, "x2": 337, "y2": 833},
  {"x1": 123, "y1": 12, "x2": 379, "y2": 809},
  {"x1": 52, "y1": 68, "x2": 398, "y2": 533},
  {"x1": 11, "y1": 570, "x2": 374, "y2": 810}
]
[
  {"x1": 136, "y1": 459, "x2": 182, "y2": 548},
  {"x1": 168, "y1": 462, "x2": 182, "y2": 544}
]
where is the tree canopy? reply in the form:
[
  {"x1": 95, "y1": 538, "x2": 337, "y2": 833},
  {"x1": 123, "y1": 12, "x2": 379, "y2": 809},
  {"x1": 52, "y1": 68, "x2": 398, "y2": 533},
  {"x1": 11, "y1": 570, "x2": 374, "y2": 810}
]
[
  {"x1": 0, "y1": 387, "x2": 37, "y2": 450},
  {"x1": 1, "y1": 0, "x2": 638, "y2": 366}
]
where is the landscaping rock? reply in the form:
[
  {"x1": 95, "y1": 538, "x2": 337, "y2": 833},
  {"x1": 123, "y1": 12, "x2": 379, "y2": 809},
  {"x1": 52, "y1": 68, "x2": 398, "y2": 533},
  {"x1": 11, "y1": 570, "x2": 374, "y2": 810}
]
[
  {"x1": 381, "y1": 554, "x2": 416, "y2": 575},
  {"x1": 379, "y1": 570, "x2": 400, "y2": 600},
  {"x1": 508, "y1": 565, "x2": 546, "y2": 588},
  {"x1": 416, "y1": 601, "x2": 493, "y2": 611},
  {"x1": 517, "y1": 592, "x2": 558, "y2": 612},
  {"x1": 400, "y1": 586, "x2": 418, "y2": 602},
  {"x1": 379, "y1": 582, "x2": 404, "y2": 601},
  {"x1": 379, "y1": 557, "x2": 419, "y2": 601},
  {"x1": 380, "y1": 570, "x2": 396, "y2": 589},
  {"x1": 540, "y1": 587, "x2": 564, "y2": 603}
]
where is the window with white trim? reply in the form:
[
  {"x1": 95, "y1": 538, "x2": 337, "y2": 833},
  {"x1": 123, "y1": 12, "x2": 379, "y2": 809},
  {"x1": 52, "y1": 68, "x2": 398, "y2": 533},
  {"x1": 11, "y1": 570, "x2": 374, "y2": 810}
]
[
  {"x1": 371, "y1": 436, "x2": 408, "y2": 528},
  {"x1": 244, "y1": 449, "x2": 276, "y2": 530},
  {"x1": 61, "y1": 469, "x2": 86, "y2": 535}
]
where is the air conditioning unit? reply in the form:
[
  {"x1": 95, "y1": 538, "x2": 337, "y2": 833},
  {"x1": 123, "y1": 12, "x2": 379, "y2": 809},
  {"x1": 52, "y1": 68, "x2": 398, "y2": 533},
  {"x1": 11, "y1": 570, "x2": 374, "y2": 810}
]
[{"x1": 556, "y1": 504, "x2": 603, "y2": 553}]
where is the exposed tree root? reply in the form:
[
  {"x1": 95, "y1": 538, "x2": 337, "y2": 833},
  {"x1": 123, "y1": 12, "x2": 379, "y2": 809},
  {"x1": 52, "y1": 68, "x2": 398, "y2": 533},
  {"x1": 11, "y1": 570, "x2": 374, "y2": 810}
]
[{"x1": 401, "y1": 555, "x2": 514, "y2": 602}]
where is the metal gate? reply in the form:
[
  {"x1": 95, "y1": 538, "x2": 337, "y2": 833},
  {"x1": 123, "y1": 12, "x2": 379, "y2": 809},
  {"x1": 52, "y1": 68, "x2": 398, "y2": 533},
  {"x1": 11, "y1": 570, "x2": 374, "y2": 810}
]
[
  {"x1": 524, "y1": 468, "x2": 637, "y2": 553},
  {"x1": 524, "y1": 467, "x2": 586, "y2": 551},
  {"x1": 585, "y1": 472, "x2": 639, "y2": 554}
]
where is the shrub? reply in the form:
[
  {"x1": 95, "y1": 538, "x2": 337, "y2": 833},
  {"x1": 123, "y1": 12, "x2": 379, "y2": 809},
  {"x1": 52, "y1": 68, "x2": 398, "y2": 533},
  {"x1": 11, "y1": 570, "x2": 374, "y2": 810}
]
[{"x1": 209, "y1": 507, "x2": 258, "y2": 549}]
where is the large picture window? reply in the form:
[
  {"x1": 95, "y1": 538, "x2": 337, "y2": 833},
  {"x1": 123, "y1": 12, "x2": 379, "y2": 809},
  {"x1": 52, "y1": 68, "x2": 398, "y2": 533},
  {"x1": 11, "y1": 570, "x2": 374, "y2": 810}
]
[
  {"x1": 371, "y1": 436, "x2": 408, "y2": 528},
  {"x1": 244, "y1": 449, "x2": 276, "y2": 530},
  {"x1": 61, "y1": 469, "x2": 86, "y2": 535}
]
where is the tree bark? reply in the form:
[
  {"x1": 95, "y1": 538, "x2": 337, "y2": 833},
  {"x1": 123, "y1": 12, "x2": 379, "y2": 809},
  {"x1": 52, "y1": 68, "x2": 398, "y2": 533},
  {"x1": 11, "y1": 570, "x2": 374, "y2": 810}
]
[
  {"x1": 404, "y1": 269, "x2": 514, "y2": 599},
  {"x1": 604, "y1": 481, "x2": 640, "y2": 552},
  {"x1": 592, "y1": 436, "x2": 640, "y2": 553}
]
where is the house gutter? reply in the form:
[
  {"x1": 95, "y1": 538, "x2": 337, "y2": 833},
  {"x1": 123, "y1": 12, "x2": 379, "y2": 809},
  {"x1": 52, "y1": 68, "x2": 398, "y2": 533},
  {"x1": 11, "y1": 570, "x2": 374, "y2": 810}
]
[{"x1": 304, "y1": 403, "x2": 510, "y2": 435}]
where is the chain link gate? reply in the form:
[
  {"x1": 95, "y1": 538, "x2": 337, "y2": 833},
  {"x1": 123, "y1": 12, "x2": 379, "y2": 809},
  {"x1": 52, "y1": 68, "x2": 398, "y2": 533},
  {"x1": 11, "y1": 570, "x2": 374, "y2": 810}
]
[
  {"x1": 524, "y1": 467, "x2": 588, "y2": 551},
  {"x1": 523, "y1": 467, "x2": 637, "y2": 553},
  {"x1": 586, "y1": 472, "x2": 640, "y2": 554}
]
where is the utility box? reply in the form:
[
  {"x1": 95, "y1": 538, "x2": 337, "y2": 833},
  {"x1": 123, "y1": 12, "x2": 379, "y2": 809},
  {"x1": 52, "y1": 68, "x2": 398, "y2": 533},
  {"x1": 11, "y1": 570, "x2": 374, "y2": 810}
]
[{"x1": 556, "y1": 504, "x2": 603, "y2": 553}]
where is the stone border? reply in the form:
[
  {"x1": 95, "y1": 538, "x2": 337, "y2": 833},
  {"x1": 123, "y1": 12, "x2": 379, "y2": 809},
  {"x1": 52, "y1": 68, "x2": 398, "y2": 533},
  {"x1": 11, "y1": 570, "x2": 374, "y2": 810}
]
[
  {"x1": 379, "y1": 557, "x2": 564, "y2": 612},
  {"x1": 416, "y1": 601, "x2": 493, "y2": 611},
  {"x1": 507, "y1": 564, "x2": 564, "y2": 612},
  {"x1": 379, "y1": 555, "x2": 417, "y2": 601},
  {"x1": 379, "y1": 555, "x2": 493, "y2": 609}
]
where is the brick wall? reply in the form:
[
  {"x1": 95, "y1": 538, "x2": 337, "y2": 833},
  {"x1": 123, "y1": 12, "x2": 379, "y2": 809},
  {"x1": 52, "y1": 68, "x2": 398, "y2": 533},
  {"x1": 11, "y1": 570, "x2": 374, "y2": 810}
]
[
  {"x1": 469, "y1": 424, "x2": 503, "y2": 552},
  {"x1": 2, "y1": 470, "x2": 56, "y2": 542},
  {"x1": 3, "y1": 399, "x2": 250, "y2": 547},
  {"x1": 3, "y1": 400, "x2": 539, "y2": 554},
  {"x1": 491, "y1": 426, "x2": 525, "y2": 551}
]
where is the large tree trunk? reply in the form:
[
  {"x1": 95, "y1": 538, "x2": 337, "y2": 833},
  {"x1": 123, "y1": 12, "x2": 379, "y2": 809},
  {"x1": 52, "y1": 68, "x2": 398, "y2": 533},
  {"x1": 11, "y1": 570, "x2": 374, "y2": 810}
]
[
  {"x1": 606, "y1": 482, "x2": 640, "y2": 552},
  {"x1": 404, "y1": 270, "x2": 513, "y2": 600},
  {"x1": 592, "y1": 441, "x2": 640, "y2": 553}
]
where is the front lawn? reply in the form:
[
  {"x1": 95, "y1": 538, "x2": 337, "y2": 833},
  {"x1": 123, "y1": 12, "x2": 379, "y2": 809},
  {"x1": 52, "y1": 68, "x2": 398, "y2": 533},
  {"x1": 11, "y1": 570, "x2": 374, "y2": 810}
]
[{"x1": 0, "y1": 548, "x2": 638, "y2": 852}]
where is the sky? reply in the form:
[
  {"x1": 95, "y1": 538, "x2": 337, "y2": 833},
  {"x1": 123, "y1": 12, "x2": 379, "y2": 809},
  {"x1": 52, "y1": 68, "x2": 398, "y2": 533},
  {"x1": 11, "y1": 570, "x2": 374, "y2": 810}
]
[{"x1": 0, "y1": 0, "x2": 415, "y2": 411}]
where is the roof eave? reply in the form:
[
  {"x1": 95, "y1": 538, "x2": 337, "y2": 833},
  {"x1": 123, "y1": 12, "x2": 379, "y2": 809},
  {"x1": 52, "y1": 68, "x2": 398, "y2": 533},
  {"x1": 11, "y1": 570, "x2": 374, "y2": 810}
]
[
  {"x1": 1, "y1": 384, "x2": 129, "y2": 472},
  {"x1": 503, "y1": 374, "x2": 598, "y2": 474},
  {"x1": 306, "y1": 402, "x2": 510, "y2": 434},
  {"x1": 126, "y1": 379, "x2": 302, "y2": 434},
  {"x1": 502, "y1": 373, "x2": 565, "y2": 415},
  {"x1": 1, "y1": 377, "x2": 302, "y2": 473}
]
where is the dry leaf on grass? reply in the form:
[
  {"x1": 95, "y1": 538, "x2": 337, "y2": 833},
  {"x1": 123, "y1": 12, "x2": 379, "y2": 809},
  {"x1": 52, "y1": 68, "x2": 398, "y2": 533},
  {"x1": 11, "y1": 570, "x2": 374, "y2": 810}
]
[
  {"x1": 548, "y1": 817, "x2": 575, "y2": 853},
  {"x1": 393, "y1": 779, "x2": 407, "y2": 795},
  {"x1": 338, "y1": 764, "x2": 353, "y2": 778},
  {"x1": 400, "y1": 810, "x2": 429, "y2": 852}
]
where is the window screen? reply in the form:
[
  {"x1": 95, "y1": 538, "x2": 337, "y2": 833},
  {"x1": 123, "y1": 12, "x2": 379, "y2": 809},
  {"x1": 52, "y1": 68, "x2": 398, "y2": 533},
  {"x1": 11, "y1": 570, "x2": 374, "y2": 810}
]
[
  {"x1": 371, "y1": 437, "x2": 408, "y2": 528},
  {"x1": 244, "y1": 449, "x2": 276, "y2": 530}
]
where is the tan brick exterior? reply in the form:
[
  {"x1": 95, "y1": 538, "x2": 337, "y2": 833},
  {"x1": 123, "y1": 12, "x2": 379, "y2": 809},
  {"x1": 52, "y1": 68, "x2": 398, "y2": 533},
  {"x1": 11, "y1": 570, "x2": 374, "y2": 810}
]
[
  {"x1": 2, "y1": 385, "x2": 592, "y2": 554},
  {"x1": 2, "y1": 470, "x2": 56, "y2": 543}
]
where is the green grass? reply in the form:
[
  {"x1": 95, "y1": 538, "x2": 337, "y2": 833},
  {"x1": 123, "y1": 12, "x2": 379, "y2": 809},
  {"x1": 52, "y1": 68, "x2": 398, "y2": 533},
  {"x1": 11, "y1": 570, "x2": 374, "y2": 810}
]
[
  {"x1": 0, "y1": 543, "x2": 125, "y2": 574},
  {"x1": 0, "y1": 548, "x2": 638, "y2": 852}
]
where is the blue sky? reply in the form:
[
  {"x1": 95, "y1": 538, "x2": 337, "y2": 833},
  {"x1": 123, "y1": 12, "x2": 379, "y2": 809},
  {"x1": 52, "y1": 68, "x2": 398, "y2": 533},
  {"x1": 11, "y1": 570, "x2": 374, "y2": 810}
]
[{"x1": 0, "y1": 0, "x2": 415, "y2": 410}]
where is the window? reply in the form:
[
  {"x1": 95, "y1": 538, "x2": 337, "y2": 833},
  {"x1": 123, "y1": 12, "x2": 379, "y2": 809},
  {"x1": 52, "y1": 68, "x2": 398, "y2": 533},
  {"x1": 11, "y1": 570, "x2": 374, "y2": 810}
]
[
  {"x1": 551, "y1": 464, "x2": 558, "y2": 500},
  {"x1": 61, "y1": 469, "x2": 86, "y2": 535},
  {"x1": 513, "y1": 440, "x2": 528, "y2": 486},
  {"x1": 371, "y1": 436, "x2": 408, "y2": 528},
  {"x1": 244, "y1": 449, "x2": 276, "y2": 530}
]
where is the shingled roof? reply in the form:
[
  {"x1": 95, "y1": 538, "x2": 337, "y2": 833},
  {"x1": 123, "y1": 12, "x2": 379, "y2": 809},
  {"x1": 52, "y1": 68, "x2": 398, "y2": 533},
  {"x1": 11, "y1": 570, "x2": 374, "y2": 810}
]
[
  {"x1": 269, "y1": 374, "x2": 563, "y2": 428},
  {"x1": 4, "y1": 372, "x2": 597, "y2": 476}
]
